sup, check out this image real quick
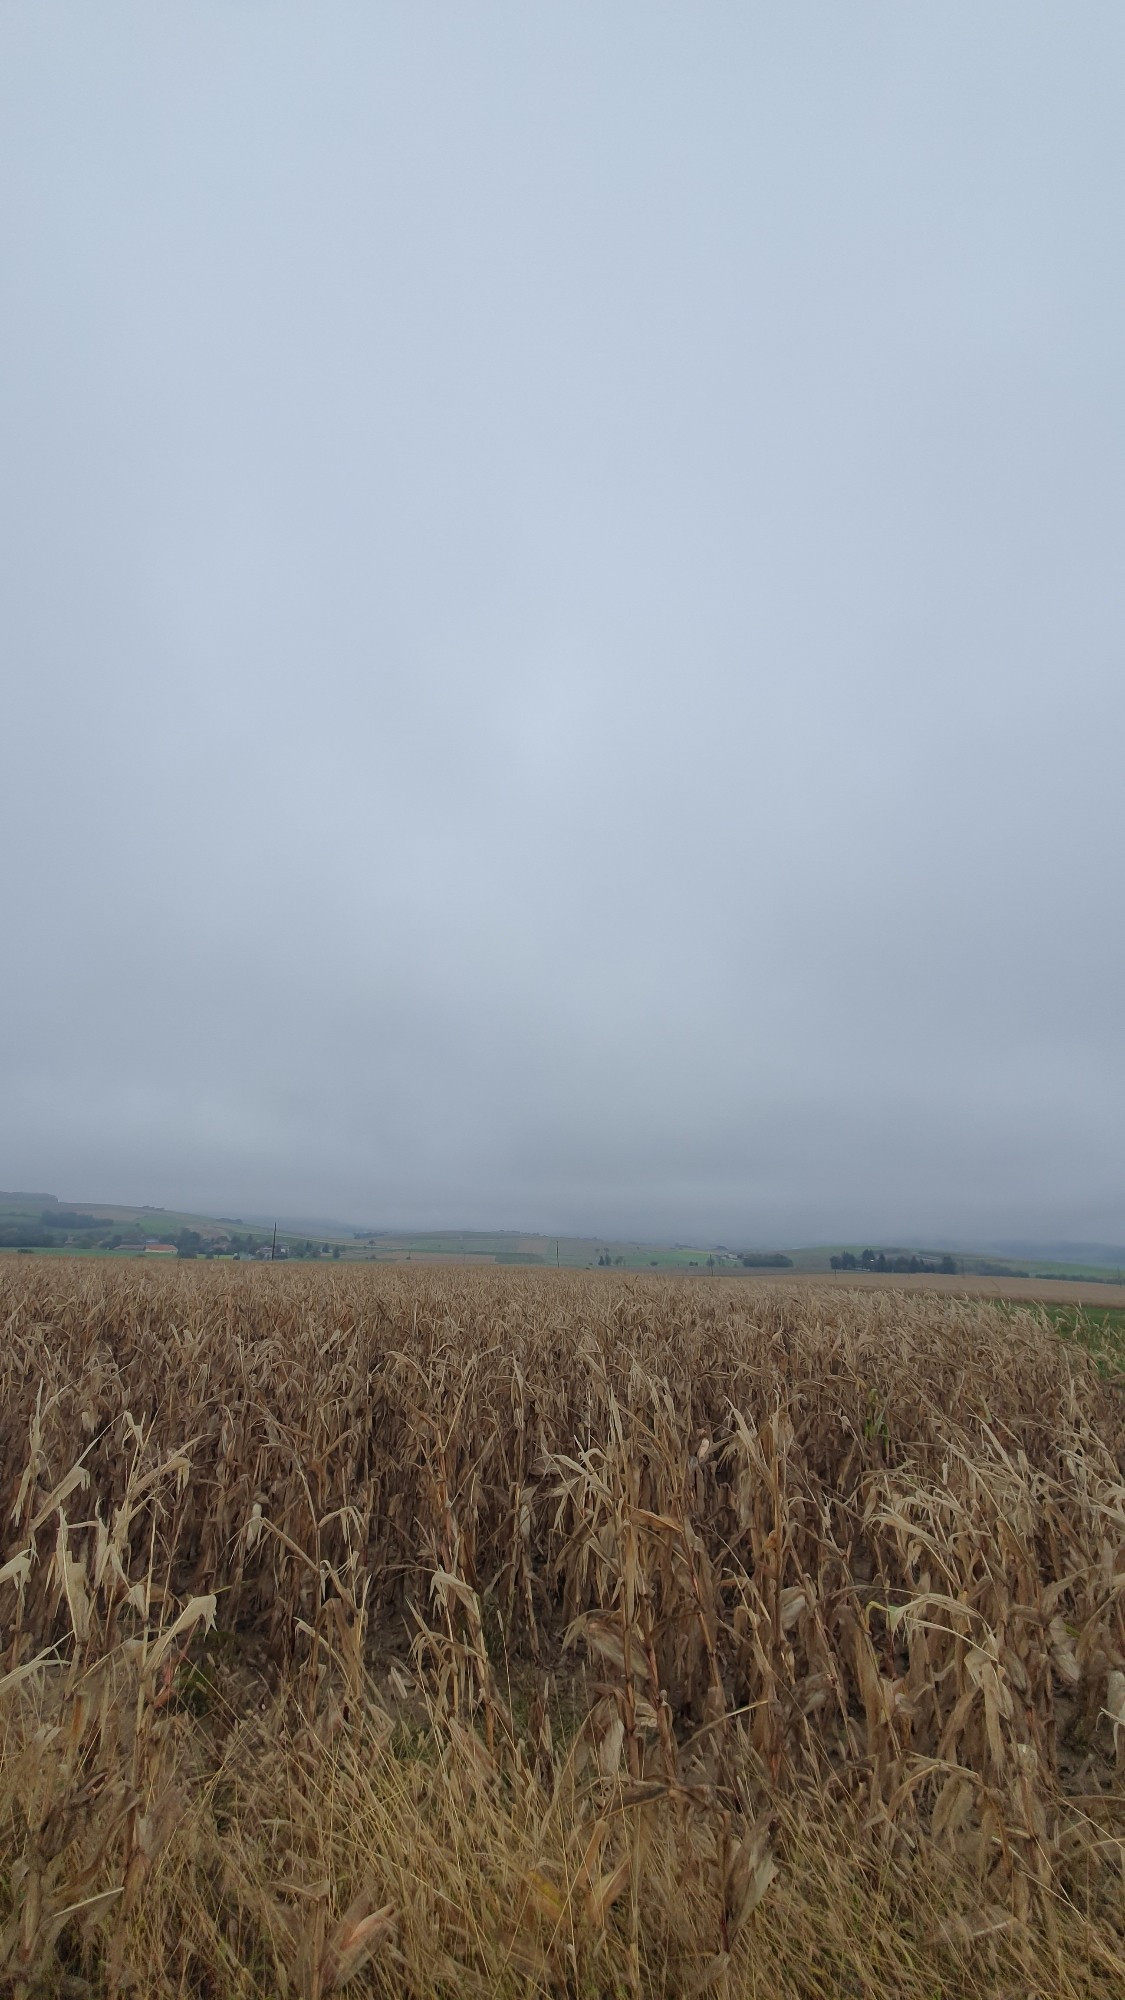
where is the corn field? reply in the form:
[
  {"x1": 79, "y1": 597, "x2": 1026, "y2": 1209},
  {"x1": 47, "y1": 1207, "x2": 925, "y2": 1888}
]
[{"x1": 1, "y1": 1260, "x2": 1123, "y2": 1998}]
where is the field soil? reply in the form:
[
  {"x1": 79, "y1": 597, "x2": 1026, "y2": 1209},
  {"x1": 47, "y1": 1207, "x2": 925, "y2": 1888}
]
[{"x1": 1, "y1": 1262, "x2": 1123, "y2": 1998}]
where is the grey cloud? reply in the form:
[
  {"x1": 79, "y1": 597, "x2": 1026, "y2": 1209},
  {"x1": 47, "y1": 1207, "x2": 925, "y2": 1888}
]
[{"x1": 2, "y1": 5, "x2": 1123, "y2": 1246}]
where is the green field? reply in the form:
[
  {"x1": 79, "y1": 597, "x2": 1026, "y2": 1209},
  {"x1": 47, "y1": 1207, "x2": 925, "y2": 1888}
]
[
  {"x1": 1024, "y1": 1302, "x2": 1125, "y2": 1376},
  {"x1": 348, "y1": 1230, "x2": 747, "y2": 1271}
]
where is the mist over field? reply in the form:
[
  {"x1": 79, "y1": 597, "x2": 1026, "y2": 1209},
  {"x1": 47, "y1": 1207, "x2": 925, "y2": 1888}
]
[{"x1": 2, "y1": 6, "x2": 1123, "y2": 1245}]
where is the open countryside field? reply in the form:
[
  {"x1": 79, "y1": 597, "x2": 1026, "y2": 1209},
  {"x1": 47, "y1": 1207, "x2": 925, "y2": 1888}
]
[
  {"x1": 733, "y1": 1267, "x2": 1125, "y2": 1314},
  {"x1": 1, "y1": 1261, "x2": 1124, "y2": 1998}
]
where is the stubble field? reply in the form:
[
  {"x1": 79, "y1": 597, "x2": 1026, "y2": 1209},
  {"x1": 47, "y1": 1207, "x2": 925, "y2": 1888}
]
[{"x1": 1, "y1": 1259, "x2": 1123, "y2": 1998}]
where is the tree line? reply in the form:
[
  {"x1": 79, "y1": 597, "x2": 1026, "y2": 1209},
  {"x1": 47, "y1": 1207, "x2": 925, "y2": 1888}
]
[{"x1": 830, "y1": 1249, "x2": 956, "y2": 1274}]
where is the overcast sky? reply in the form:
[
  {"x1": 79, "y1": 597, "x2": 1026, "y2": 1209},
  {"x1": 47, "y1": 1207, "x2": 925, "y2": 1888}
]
[{"x1": 2, "y1": 5, "x2": 1123, "y2": 1247}]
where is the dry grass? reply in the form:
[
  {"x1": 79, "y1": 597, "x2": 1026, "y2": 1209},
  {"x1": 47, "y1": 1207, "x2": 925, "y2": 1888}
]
[
  {"x1": 0, "y1": 1260, "x2": 1122, "y2": 1997},
  {"x1": 739, "y1": 1269, "x2": 1125, "y2": 1311}
]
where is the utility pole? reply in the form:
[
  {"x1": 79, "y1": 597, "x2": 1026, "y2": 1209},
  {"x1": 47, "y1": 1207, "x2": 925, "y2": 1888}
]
[{"x1": 271, "y1": 1221, "x2": 277, "y2": 1262}]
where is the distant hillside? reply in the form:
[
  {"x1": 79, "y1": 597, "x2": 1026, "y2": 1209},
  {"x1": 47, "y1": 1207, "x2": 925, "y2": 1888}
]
[
  {"x1": 4, "y1": 1194, "x2": 1123, "y2": 1282},
  {"x1": 0, "y1": 1192, "x2": 351, "y2": 1260},
  {"x1": 789, "y1": 1243, "x2": 1125, "y2": 1283},
  {"x1": 971, "y1": 1240, "x2": 1125, "y2": 1273}
]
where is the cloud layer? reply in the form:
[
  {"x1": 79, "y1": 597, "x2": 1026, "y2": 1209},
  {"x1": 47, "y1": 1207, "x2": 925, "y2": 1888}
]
[{"x1": 3, "y1": 6, "x2": 1123, "y2": 1244}]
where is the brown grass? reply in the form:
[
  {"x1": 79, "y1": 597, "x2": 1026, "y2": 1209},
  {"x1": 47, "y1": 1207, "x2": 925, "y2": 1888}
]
[
  {"x1": 740, "y1": 1269, "x2": 1125, "y2": 1310},
  {"x1": 0, "y1": 1260, "x2": 1123, "y2": 1997}
]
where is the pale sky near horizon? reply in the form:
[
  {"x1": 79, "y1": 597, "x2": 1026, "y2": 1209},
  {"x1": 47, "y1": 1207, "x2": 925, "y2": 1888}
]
[{"x1": 2, "y1": 5, "x2": 1123, "y2": 1247}]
